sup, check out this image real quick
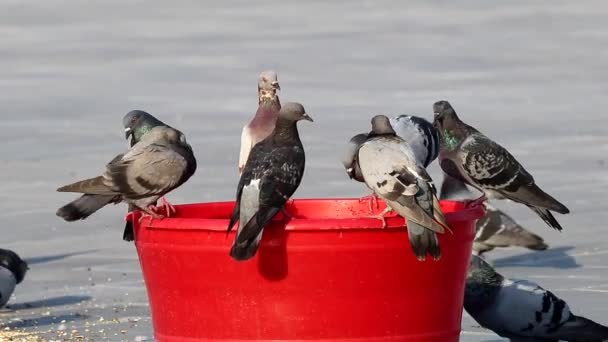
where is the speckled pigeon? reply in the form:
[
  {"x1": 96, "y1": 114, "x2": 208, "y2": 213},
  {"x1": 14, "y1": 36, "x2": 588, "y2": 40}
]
[
  {"x1": 440, "y1": 174, "x2": 548, "y2": 256},
  {"x1": 433, "y1": 100, "x2": 569, "y2": 231},
  {"x1": 228, "y1": 102, "x2": 312, "y2": 261},
  {"x1": 0, "y1": 249, "x2": 28, "y2": 308},
  {"x1": 56, "y1": 125, "x2": 196, "y2": 223},
  {"x1": 238, "y1": 70, "x2": 281, "y2": 174},
  {"x1": 356, "y1": 115, "x2": 449, "y2": 261},
  {"x1": 465, "y1": 255, "x2": 608, "y2": 342}
]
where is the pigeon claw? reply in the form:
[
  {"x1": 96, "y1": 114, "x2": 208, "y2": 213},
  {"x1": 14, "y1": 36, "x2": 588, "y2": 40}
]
[
  {"x1": 367, "y1": 207, "x2": 393, "y2": 228},
  {"x1": 138, "y1": 205, "x2": 166, "y2": 226},
  {"x1": 359, "y1": 193, "x2": 381, "y2": 213},
  {"x1": 159, "y1": 197, "x2": 177, "y2": 217}
]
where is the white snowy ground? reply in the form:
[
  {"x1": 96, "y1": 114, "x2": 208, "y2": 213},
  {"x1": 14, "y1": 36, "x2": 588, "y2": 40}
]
[{"x1": 1, "y1": 1, "x2": 607, "y2": 340}]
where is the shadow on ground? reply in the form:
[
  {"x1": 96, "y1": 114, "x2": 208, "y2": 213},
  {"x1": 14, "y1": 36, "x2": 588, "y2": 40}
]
[
  {"x1": 5, "y1": 295, "x2": 91, "y2": 311},
  {"x1": 492, "y1": 246, "x2": 579, "y2": 269},
  {"x1": 26, "y1": 250, "x2": 99, "y2": 265},
  {"x1": 0, "y1": 312, "x2": 88, "y2": 329}
]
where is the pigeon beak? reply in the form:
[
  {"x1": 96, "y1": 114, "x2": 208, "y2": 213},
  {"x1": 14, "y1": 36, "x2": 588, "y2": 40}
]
[
  {"x1": 271, "y1": 81, "x2": 281, "y2": 91},
  {"x1": 346, "y1": 167, "x2": 354, "y2": 179},
  {"x1": 124, "y1": 127, "x2": 132, "y2": 139},
  {"x1": 302, "y1": 113, "x2": 314, "y2": 122}
]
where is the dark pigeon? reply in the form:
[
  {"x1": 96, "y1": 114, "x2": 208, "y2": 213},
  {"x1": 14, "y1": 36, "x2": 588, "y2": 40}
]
[
  {"x1": 433, "y1": 100, "x2": 569, "y2": 231},
  {"x1": 356, "y1": 115, "x2": 449, "y2": 260},
  {"x1": 56, "y1": 124, "x2": 196, "y2": 223},
  {"x1": 465, "y1": 255, "x2": 608, "y2": 342},
  {"x1": 440, "y1": 174, "x2": 548, "y2": 256},
  {"x1": 122, "y1": 110, "x2": 167, "y2": 241},
  {"x1": 228, "y1": 102, "x2": 312, "y2": 261},
  {"x1": 238, "y1": 70, "x2": 281, "y2": 174},
  {"x1": 0, "y1": 249, "x2": 28, "y2": 307}
]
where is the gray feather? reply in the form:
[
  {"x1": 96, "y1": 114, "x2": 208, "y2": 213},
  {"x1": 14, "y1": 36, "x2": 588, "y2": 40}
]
[
  {"x1": 57, "y1": 126, "x2": 196, "y2": 221},
  {"x1": 465, "y1": 255, "x2": 608, "y2": 341}
]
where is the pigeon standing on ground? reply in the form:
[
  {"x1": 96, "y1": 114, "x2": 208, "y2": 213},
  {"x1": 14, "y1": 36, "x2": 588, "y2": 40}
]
[
  {"x1": 121, "y1": 110, "x2": 171, "y2": 241},
  {"x1": 228, "y1": 102, "x2": 312, "y2": 261},
  {"x1": 465, "y1": 255, "x2": 608, "y2": 341},
  {"x1": 0, "y1": 249, "x2": 28, "y2": 308},
  {"x1": 440, "y1": 174, "x2": 548, "y2": 256},
  {"x1": 238, "y1": 70, "x2": 281, "y2": 174},
  {"x1": 356, "y1": 115, "x2": 449, "y2": 260},
  {"x1": 433, "y1": 100, "x2": 569, "y2": 231},
  {"x1": 56, "y1": 124, "x2": 196, "y2": 223}
]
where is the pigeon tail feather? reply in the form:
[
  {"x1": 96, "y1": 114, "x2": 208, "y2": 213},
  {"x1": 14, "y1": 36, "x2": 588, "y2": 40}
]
[
  {"x1": 123, "y1": 222, "x2": 134, "y2": 242},
  {"x1": 529, "y1": 206, "x2": 564, "y2": 231},
  {"x1": 407, "y1": 221, "x2": 441, "y2": 261},
  {"x1": 553, "y1": 315, "x2": 608, "y2": 342},
  {"x1": 57, "y1": 176, "x2": 114, "y2": 195},
  {"x1": 230, "y1": 207, "x2": 280, "y2": 261},
  {"x1": 56, "y1": 194, "x2": 118, "y2": 221}
]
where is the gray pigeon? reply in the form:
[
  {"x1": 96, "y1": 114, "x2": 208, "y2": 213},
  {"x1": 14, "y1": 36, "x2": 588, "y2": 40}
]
[
  {"x1": 433, "y1": 100, "x2": 569, "y2": 231},
  {"x1": 56, "y1": 125, "x2": 196, "y2": 223},
  {"x1": 238, "y1": 70, "x2": 281, "y2": 174},
  {"x1": 465, "y1": 255, "x2": 608, "y2": 341},
  {"x1": 342, "y1": 115, "x2": 439, "y2": 211},
  {"x1": 0, "y1": 249, "x2": 28, "y2": 308},
  {"x1": 440, "y1": 174, "x2": 548, "y2": 256},
  {"x1": 228, "y1": 102, "x2": 312, "y2": 261},
  {"x1": 389, "y1": 114, "x2": 440, "y2": 168},
  {"x1": 122, "y1": 110, "x2": 168, "y2": 241},
  {"x1": 356, "y1": 115, "x2": 449, "y2": 260},
  {"x1": 343, "y1": 114, "x2": 438, "y2": 182}
]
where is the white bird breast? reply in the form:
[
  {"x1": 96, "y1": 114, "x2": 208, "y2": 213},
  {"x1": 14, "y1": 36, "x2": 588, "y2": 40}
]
[{"x1": 0, "y1": 267, "x2": 17, "y2": 307}]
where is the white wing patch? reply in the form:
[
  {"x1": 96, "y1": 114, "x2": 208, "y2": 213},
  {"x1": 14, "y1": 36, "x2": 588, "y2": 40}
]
[{"x1": 239, "y1": 126, "x2": 253, "y2": 172}]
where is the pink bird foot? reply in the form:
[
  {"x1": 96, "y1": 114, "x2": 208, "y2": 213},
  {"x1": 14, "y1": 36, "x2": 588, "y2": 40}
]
[
  {"x1": 159, "y1": 197, "x2": 176, "y2": 217},
  {"x1": 359, "y1": 193, "x2": 381, "y2": 212},
  {"x1": 367, "y1": 207, "x2": 394, "y2": 228}
]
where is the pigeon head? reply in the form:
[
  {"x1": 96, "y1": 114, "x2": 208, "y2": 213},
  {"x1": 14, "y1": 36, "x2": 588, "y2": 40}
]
[
  {"x1": 258, "y1": 70, "x2": 280, "y2": 104},
  {"x1": 279, "y1": 102, "x2": 313, "y2": 122},
  {"x1": 432, "y1": 100, "x2": 458, "y2": 129},
  {"x1": 123, "y1": 110, "x2": 165, "y2": 144},
  {"x1": 467, "y1": 255, "x2": 503, "y2": 285},
  {"x1": 369, "y1": 115, "x2": 396, "y2": 136},
  {"x1": 342, "y1": 133, "x2": 367, "y2": 180},
  {"x1": 464, "y1": 255, "x2": 503, "y2": 312},
  {"x1": 0, "y1": 249, "x2": 28, "y2": 284},
  {"x1": 258, "y1": 70, "x2": 280, "y2": 91}
]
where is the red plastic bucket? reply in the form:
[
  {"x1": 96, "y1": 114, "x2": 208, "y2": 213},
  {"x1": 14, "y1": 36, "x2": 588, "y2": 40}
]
[{"x1": 129, "y1": 198, "x2": 484, "y2": 342}]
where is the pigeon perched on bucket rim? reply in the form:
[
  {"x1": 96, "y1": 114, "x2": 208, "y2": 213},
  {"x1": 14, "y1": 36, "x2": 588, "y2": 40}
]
[
  {"x1": 228, "y1": 102, "x2": 312, "y2": 261},
  {"x1": 433, "y1": 100, "x2": 569, "y2": 231}
]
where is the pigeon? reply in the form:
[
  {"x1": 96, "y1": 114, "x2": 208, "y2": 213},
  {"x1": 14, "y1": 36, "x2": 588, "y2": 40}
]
[
  {"x1": 389, "y1": 115, "x2": 439, "y2": 168},
  {"x1": 56, "y1": 124, "x2": 197, "y2": 223},
  {"x1": 238, "y1": 70, "x2": 281, "y2": 174},
  {"x1": 465, "y1": 254, "x2": 608, "y2": 342},
  {"x1": 227, "y1": 102, "x2": 312, "y2": 261},
  {"x1": 122, "y1": 110, "x2": 167, "y2": 241},
  {"x1": 440, "y1": 174, "x2": 548, "y2": 256},
  {"x1": 343, "y1": 114, "x2": 438, "y2": 182},
  {"x1": 433, "y1": 100, "x2": 569, "y2": 231},
  {"x1": 342, "y1": 115, "x2": 439, "y2": 211},
  {"x1": 0, "y1": 249, "x2": 28, "y2": 308},
  {"x1": 356, "y1": 115, "x2": 449, "y2": 260}
]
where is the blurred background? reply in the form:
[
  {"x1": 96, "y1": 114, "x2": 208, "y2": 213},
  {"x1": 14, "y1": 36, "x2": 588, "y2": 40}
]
[{"x1": 1, "y1": 0, "x2": 607, "y2": 340}]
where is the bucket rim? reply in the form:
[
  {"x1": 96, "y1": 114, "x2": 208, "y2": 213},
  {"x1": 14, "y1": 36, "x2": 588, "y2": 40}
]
[{"x1": 126, "y1": 198, "x2": 485, "y2": 232}]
